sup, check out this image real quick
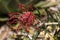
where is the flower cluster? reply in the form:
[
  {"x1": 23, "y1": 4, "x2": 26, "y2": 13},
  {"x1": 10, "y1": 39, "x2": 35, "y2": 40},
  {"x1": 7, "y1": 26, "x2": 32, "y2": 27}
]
[
  {"x1": 8, "y1": 3, "x2": 36, "y2": 32},
  {"x1": 19, "y1": 12, "x2": 35, "y2": 26}
]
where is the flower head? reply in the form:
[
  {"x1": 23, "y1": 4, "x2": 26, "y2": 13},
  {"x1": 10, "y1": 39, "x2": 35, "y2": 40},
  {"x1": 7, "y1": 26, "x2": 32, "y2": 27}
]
[{"x1": 19, "y1": 12, "x2": 35, "y2": 26}]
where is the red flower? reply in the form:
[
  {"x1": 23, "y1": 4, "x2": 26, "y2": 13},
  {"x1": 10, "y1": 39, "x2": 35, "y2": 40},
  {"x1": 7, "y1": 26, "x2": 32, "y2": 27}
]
[
  {"x1": 16, "y1": 12, "x2": 36, "y2": 32},
  {"x1": 8, "y1": 11, "x2": 36, "y2": 32},
  {"x1": 19, "y1": 12, "x2": 35, "y2": 26}
]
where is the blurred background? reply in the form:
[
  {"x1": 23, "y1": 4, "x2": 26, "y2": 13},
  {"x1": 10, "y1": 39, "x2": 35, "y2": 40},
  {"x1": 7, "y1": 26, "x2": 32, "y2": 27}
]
[{"x1": 0, "y1": 0, "x2": 60, "y2": 40}]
